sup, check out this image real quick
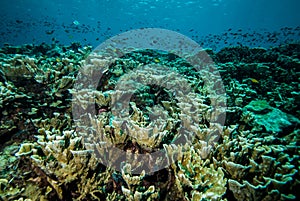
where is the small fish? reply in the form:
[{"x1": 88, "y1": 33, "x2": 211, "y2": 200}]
[
  {"x1": 250, "y1": 78, "x2": 259, "y2": 83},
  {"x1": 154, "y1": 58, "x2": 160, "y2": 63},
  {"x1": 73, "y1": 20, "x2": 80, "y2": 26},
  {"x1": 45, "y1": 30, "x2": 54, "y2": 35}
]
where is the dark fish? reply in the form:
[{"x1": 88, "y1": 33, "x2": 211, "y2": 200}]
[{"x1": 46, "y1": 30, "x2": 55, "y2": 35}]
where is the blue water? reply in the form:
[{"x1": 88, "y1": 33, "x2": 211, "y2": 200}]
[{"x1": 0, "y1": 0, "x2": 299, "y2": 50}]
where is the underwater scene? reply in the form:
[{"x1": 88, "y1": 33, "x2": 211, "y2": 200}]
[{"x1": 0, "y1": 0, "x2": 300, "y2": 200}]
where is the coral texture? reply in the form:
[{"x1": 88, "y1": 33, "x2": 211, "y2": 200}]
[{"x1": 0, "y1": 43, "x2": 299, "y2": 200}]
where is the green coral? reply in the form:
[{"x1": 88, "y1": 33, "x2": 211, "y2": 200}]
[{"x1": 242, "y1": 100, "x2": 299, "y2": 133}]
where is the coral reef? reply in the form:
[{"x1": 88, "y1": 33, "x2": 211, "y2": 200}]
[{"x1": 0, "y1": 42, "x2": 299, "y2": 200}]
